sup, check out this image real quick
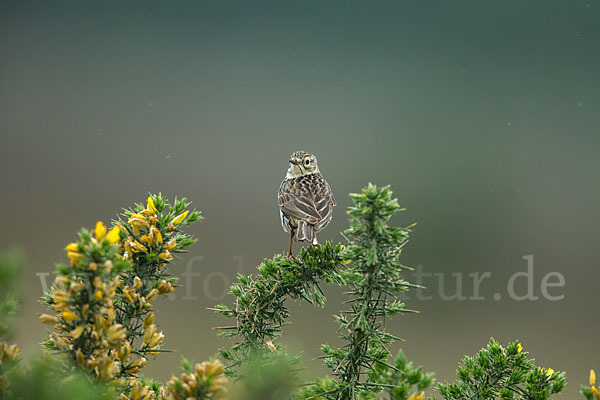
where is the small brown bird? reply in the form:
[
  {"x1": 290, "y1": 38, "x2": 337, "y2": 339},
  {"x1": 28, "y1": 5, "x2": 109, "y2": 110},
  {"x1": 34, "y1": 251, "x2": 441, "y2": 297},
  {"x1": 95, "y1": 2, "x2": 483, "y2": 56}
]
[{"x1": 278, "y1": 151, "x2": 336, "y2": 257}]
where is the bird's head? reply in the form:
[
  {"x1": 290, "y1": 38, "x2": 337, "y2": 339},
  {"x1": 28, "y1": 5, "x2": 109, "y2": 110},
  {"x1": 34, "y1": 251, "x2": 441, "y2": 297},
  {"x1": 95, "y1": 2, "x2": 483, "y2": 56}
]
[{"x1": 286, "y1": 151, "x2": 319, "y2": 178}]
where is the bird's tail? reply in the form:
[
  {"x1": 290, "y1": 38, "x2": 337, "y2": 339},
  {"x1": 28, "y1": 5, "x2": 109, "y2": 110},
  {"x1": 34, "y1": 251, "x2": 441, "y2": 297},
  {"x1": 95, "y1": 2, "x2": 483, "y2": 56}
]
[{"x1": 295, "y1": 221, "x2": 318, "y2": 245}]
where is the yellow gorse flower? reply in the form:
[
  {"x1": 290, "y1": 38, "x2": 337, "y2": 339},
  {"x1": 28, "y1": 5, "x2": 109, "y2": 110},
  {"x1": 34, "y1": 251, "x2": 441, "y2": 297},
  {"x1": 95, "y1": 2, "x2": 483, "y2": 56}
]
[
  {"x1": 39, "y1": 313, "x2": 57, "y2": 324},
  {"x1": 70, "y1": 326, "x2": 84, "y2": 339},
  {"x1": 144, "y1": 196, "x2": 158, "y2": 216},
  {"x1": 127, "y1": 239, "x2": 147, "y2": 253},
  {"x1": 407, "y1": 392, "x2": 425, "y2": 400},
  {"x1": 165, "y1": 238, "x2": 177, "y2": 250},
  {"x1": 517, "y1": 343, "x2": 523, "y2": 353},
  {"x1": 127, "y1": 213, "x2": 147, "y2": 236},
  {"x1": 107, "y1": 226, "x2": 120, "y2": 244},
  {"x1": 0, "y1": 342, "x2": 20, "y2": 363},
  {"x1": 61, "y1": 311, "x2": 79, "y2": 321},
  {"x1": 65, "y1": 242, "x2": 79, "y2": 252},
  {"x1": 591, "y1": 369, "x2": 597, "y2": 386},
  {"x1": 67, "y1": 251, "x2": 84, "y2": 261},
  {"x1": 167, "y1": 359, "x2": 227, "y2": 400},
  {"x1": 545, "y1": 368, "x2": 554, "y2": 377},
  {"x1": 171, "y1": 210, "x2": 189, "y2": 226},
  {"x1": 592, "y1": 386, "x2": 600, "y2": 400},
  {"x1": 94, "y1": 221, "x2": 107, "y2": 240}
]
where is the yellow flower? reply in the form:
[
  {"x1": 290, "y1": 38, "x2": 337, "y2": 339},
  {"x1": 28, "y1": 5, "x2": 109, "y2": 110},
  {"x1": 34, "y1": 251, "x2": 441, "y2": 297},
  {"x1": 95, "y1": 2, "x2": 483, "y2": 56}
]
[
  {"x1": 39, "y1": 314, "x2": 57, "y2": 324},
  {"x1": 123, "y1": 287, "x2": 135, "y2": 304},
  {"x1": 52, "y1": 289, "x2": 68, "y2": 303},
  {"x1": 70, "y1": 326, "x2": 84, "y2": 339},
  {"x1": 148, "y1": 331, "x2": 164, "y2": 348},
  {"x1": 67, "y1": 251, "x2": 84, "y2": 261},
  {"x1": 94, "y1": 221, "x2": 107, "y2": 240},
  {"x1": 65, "y1": 242, "x2": 79, "y2": 252},
  {"x1": 171, "y1": 210, "x2": 189, "y2": 225},
  {"x1": 591, "y1": 369, "x2": 597, "y2": 386},
  {"x1": 128, "y1": 239, "x2": 147, "y2": 253},
  {"x1": 130, "y1": 380, "x2": 151, "y2": 400},
  {"x1": 146, "y1": 196, "x2": 157, "y2": 215},
  {"x1": 133, "y1": 276, "x2": 142, "y2": 290},
  {"x1": 165, "y1": 238, "x2": 177, "y2": 250},
  {"x1": 127, "y1": 356, "x2": 147, "y2": 371},
  {"x1": 150, "y1": 226, "x2": 162, "y2": 244},
  {"x1": 158, "y1": 251, "x2": 173, "y2": 261},
  {"x1": 0, "y1": 342, "x2": 20, "y2": 361},
  {"x1": 118, "y1": 342, "x2": 131, "y2": 361},
  {"x1": 341, "y1": 259, "x2": 351, "y2": 265},
  {"x1": 107, "y1": 324, "x2": 126, "y2": 344},
  {"x1": 54, "y1": 275, "x2": 70, "y2": 287},
  {"x1": 592, "y1": 386, "x2": 600, "y2": 400},
  {"x1": 62, "y1": 311, "x2": 79, "y2": 321},
  {"x1": 158, "y1": 280, "x2": 174, "y2": 294},
  {"x1": 93, "y1": 276, "x2": 105, "y2": 290},
  {"x1": 107, "y1": 226, "x2": 120, "y2": 244},
  {"x1": 546, "y1": 368, "x2": 554, "y2": 377},
  {"x1": 407, "y1": 392, "x2": 424, "y2": 400},
  {"x1": 94, "y1": 289, "x2": 103, "y2": 301},
  {"x1": 144, "y1": 325, "x2": 156, "y2": 344},
  {"x1": 140, "y1": 234, "x2": 151, "y2": 244},
  {"x1": 144, "y1": 313, "x2": 155, "y2": 328},
  {"x1": 517, "y1": 343, "x2": 523, "y2": 353},
  {"x1": 128, "y1": 213, "x2": 147, "y2": 236},
  {"x1": 145, "y1": 288, "x2": 159, "y2": 302}
]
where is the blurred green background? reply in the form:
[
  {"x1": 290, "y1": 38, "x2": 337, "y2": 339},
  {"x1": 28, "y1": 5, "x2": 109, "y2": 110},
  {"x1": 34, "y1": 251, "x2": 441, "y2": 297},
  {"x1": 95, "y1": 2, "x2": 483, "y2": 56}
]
[{"x1": 1, "y1": 1, "x2": 598, "y2": 398}]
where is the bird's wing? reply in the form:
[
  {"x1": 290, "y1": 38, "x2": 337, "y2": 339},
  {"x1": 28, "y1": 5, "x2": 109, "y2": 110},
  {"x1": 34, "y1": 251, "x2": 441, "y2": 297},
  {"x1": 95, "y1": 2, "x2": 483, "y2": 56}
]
[
  {"x1": 279, "y1": 188, "x2": 334, "y2": 226},
  {"x1": 315, "y1": 184, "x2": 335, "y2": 231}
]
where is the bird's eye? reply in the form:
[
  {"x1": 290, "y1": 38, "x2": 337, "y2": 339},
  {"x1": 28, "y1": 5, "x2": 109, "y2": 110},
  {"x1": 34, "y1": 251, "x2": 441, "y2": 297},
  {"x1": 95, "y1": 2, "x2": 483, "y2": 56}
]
[{"x1": 304, "y1": 159, "x2": 310, "y2": 166}]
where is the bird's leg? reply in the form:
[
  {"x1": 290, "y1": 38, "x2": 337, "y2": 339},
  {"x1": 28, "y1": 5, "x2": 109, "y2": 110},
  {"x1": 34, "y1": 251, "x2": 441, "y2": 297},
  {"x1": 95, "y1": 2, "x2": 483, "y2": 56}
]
[{"x1": 287, "y1": 230, "x2": 296, "y2": 259}]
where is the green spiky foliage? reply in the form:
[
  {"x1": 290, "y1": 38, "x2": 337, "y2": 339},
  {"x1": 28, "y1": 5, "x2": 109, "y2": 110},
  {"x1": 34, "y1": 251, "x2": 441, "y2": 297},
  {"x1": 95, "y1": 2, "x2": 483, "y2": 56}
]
[
  {"x1": 305, "y1": 184, "x2": 419, "y2": 399},
  {"x1": 0, "y1": 249, "x2": 23, "y2": 398},
  {"x1": 213, "y1": 243, "x2": 347, "y2": 375},
  {"x1": 300, "y1": 349, "x2": 434, "y2": 400},
  {"x1": 0, "y1": 250, "x2": 21, "y2": 343},
  {"x1": 367, "y1": 349, "x2": 435, "y2": 400},
  {"x1": 438, "y1": 338, "x2": 566, "y2": 400}
]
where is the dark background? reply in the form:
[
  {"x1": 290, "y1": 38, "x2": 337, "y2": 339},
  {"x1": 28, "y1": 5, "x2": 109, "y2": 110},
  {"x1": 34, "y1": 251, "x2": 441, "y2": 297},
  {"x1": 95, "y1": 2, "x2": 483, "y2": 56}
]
[{"x1": 1, "y1": 1, "x2": 598, "y2": 398}]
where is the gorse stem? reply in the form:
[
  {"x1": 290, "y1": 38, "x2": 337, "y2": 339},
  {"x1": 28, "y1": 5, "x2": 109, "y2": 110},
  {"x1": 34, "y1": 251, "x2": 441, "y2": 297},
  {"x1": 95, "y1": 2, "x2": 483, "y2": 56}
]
[
  {"x1": 316, "y1": 184, "x2": 419, "y2": 399},
  {"x1": 213, "y1": 242, "x2": 347, "y2": 375}
]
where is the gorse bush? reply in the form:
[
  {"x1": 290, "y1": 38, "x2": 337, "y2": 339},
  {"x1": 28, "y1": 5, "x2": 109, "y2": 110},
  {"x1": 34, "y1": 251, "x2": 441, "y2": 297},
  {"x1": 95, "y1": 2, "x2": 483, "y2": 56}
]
[
  {"x1": 0, "y1": 250, "x2": 22, "y2": 397},
  {"x1": 0, "y1": 185, "x2": 584, "y2": 400},
  {"x1": 37, "y1": 195, "x2": 216, "y2": 399},
  {"x1": 438, "y1": 339, "x2": 565, "y2": 400}
]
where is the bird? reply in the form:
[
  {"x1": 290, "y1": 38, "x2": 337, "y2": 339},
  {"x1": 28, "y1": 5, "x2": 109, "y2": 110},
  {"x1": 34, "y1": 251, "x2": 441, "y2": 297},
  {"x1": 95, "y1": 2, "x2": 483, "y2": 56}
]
[{"x1": 278, "y1": 151, "x2": 336, "y2": 258}]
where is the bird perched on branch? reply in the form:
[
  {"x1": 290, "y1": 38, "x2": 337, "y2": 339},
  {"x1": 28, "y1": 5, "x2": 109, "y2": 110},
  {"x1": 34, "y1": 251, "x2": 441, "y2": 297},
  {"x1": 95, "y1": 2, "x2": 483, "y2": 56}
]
[{"x1": 278, "y1": 151, "x2": 336, "y2": 258}]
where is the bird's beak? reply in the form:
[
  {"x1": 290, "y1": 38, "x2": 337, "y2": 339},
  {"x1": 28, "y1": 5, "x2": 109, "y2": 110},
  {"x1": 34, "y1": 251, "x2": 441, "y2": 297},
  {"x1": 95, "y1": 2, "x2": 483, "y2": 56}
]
[{"x1": 289, "y1": 159, "x2": 299, "y2": 165}]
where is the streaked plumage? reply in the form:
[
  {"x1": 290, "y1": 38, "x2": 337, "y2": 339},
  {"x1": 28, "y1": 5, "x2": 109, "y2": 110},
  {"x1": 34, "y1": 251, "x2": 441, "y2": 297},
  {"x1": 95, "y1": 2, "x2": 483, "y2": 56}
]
[{"x1": 278, "y1": 151, "x2": 335, "y2": 256}]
